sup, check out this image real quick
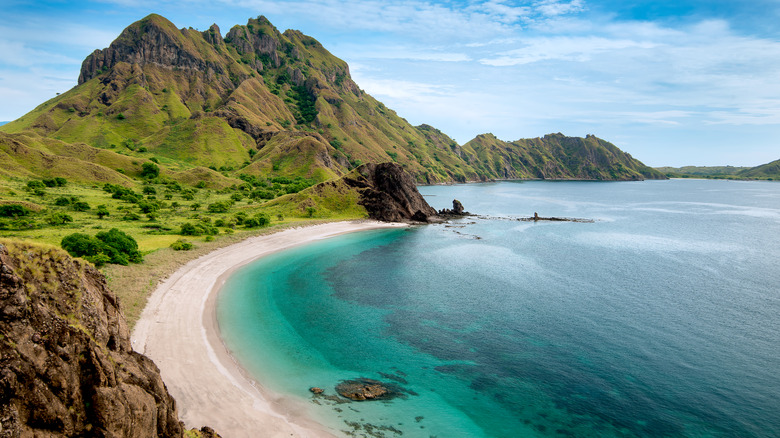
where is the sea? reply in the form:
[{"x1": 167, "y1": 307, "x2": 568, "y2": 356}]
[{"x1": 217, "y1": 179, "x2": 780, "y2": 437}]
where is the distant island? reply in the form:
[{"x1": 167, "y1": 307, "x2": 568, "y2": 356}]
[{"x1": 655, "y1": 162, "x2": 779, "y2": 180}]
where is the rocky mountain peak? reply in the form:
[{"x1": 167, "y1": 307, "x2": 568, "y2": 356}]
[{"x1": 78, "y1": 14, "x2": 212, "y2": 84}]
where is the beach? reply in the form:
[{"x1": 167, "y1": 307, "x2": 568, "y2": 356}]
[{"x1": 131, "y1": 221, "x2": 407, "y2": 438}]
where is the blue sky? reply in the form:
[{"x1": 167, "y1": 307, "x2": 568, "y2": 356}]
[{"x1": 2, "y1": 0, "x2": 780, "y2": 166}]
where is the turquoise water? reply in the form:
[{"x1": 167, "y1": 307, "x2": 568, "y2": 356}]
[{"x1": 217, "y1": 180, "x2": 780, "y2": 437}]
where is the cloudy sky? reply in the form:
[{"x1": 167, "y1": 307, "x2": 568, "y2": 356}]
[{"x1": 2, "y1": 0, "x2": 780, "y2": 166}]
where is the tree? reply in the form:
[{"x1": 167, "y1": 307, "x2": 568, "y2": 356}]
[
  {"x1": 72, "y1": 201, "x2": 91, "y2": 212},
  {"x1": 96, "y1": 205, "x2": 110, "y2": 219},
  {"x1": 141, "y1": 162, "x2": 160, "y2": 179},
  {"x1": 46, "y1": 212, "x2": 73, "y2": 225}
]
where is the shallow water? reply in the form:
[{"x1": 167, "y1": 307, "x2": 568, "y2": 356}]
[{"x1": 218, "y1": 179, "x2": 780, "y2": 437}]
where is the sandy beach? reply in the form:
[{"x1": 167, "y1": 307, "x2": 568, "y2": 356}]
[{"x1": 131, "y1": 221, "x2": 407, "y2": 438}]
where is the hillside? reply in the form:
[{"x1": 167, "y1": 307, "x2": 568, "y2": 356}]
[
  {"x1": 738, "y1": 159, "x2": 780, "y2": 179},
  {"x1": 0, "y1": 241, "x2": 220, "y2": 437},
  {"x1": 461, "y1": 133, "x2": 665, "y2": 180},
  {"x1": 655, "y1": 161, "x2": 779, "y2": 180},
  {"x1": 1, "y1": 13, "x2": 661, "y2": 186}
]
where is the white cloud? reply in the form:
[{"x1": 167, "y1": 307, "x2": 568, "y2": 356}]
[
  {"x1": 534, "y1": 0, "x2": 586, "y2": 17},
  {"x1": 479, "y1": 36, "x2": 657, "y2": 66}
]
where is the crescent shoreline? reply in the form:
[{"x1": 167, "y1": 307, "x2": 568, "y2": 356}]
[{"x1": 131, "y1": 221, "x2": 408, "y2": 438}]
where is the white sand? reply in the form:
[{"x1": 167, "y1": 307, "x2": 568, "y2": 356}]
[{"x1": 131, "y1": 221, "x2": 407, "y2": 437}]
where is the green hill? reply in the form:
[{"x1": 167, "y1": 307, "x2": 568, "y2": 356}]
[
  {"x1": 738, "y1": 159, "x2": 780, "y2": 179},
  {"x1": 1, "y1": 14, "x2": 661, "y2": 186},
  {"x1": 655, "y1": 162, "x2": 779, "y2": 180},
  {"x1": 0, "y1": 13, "x2": 669, "y2": 255}
]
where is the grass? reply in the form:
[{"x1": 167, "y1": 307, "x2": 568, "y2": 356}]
[{"x1": 0, "y1": 174, "x2": 368, "y2": 328}]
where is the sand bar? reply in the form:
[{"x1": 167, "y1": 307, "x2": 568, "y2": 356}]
[{"x1": 131, "y1": 221, "x2": 407, "y2": 437}]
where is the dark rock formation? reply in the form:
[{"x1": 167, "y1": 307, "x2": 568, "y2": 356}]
[
  {"x1": 0, "y1": 242, "x2": 219, "y2": 438},
  {"x1": 520, "y1": 213, "x2": 595, "y2": 223},
  {"x1": 438, "y1": 199, "x2": 468, "y2": 216},
  {"x1": 309, "y1": 387, "x2": 324, "y2": 394},
  {"x1": 335, "y1": 379, "x2": 395, "y2": 401},
  {"x1": 343, "y1": 163, "x2": 437, "y2": 222}
]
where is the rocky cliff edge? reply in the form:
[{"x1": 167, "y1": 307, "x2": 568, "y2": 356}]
[{"x1": 0, "y1": 241, "x2": 219, "y2": 438}]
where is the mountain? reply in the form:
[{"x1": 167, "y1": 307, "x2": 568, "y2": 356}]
[
  {"x1": 655, "y1": 161, "x2": 779, "y2": 180},
  {"x1": 0, "y1": 13, "x2": 662, "y2": 186},
  {"x1": 461, "y1": 133, "x2": 664, "y2": 180},
  {"x1": 738, "y1": 159, "x2": 780, "y2": 179}
]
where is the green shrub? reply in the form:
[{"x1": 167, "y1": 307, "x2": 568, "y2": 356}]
[
  {"x1": 26, "y1": 180, "x2": 46, "y2": 191},
  {"x1": 46, "y1": 212, "x2": 73, "y2": 225},
  {"x1": 170, "y1": 239, "x2": 194, "y2": 251},
  {"x1": 61, "y1": 229, "x2": 142, "y2": 266},
  {"x1": 72, "y1": 201, "x2": 90, "y2": 211},
  {"x1": 180, "y1": 222, "x2": 218, "y2": 236},
  {"x1": 0, "y1": 204, "x2": 31, "y2": 218},
  {"x1": 141, "y1": 162, "x2": 160, "y2": 179},
  {"x1": 54, "y1": 196, "x2": 71, "y2": 206},
  {"x1": 244, "y1": 213, "x2": 270, "y2": 228},
  {"x1": 207, "y1": 200, "x2": 233, "y2": 213}
]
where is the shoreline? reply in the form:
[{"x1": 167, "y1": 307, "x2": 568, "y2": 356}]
[{"x1": 131, "y1": 220, "x2": 408, "y2": 438}]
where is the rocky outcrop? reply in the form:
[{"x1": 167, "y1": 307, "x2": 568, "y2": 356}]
[
  {"x1": 343, "y1": 163, "x2": 437, "y2": 222},
  {"x1": 438, "y1": 199, "x2": 467, "y2": 216},
  {"x1": 79, "y1": 14, "x2": 220, "y2": 84},
  {"x1": 0, "y1": 242, "x2": 219, "y2": 438},
  {"x1": 335, "y1": 379, "x2": 395, "y2": 401}
]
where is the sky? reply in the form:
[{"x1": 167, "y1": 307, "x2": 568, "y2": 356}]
[{"x1": 2, "y1": 1, "x2": 780, "y2": 167}]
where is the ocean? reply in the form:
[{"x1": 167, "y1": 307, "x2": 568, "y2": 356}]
[{"x1": 217, "y1": 179, "x2": 780, "y2": 437}]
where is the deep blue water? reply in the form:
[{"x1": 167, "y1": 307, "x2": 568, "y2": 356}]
[{"x1": 217, "y1": 180, "x2": 780, "y2": 437}]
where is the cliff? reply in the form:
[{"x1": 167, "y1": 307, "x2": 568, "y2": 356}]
[
  {"x1": 343, "y1": 162, "x2": 438, "y2": 222},
  {"x1": 0, "y1": 241, "x2": 219, "y2": 438}
]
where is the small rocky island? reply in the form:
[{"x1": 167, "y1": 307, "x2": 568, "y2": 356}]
[{"x1": 520, "y1": 212, "x2": 595, "y2": 223}]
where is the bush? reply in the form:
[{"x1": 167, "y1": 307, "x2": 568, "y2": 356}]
[
  {"x1": 207, "y1": 200, "x2": 233, "y2": 213},
  {"x1": 72, "y1": 201, "x2": 90, "y2": 212},
  {"x1": 0, "y1": 204, "x2": 31, "y2": 218},
  {"x1": 244, "y1": 213, "x2": 270, "y2": 228},
  {"x1": 26, "y1": 180, "x2": 46, "y2": 191},
  {"x1": 170, "y1": 239, "x2": 194, "y2": 251},
  {"x1": 46, "y1": 212, "x2": 73, "y2": 225},
  {"x1": 62, "y1": 230, "x2": 143, "y2": 266},
  {"x1": 141, "y1": 162, "x2": 160, "y2": 179},
  {"x1": 180, "y1": 222, "x2": 218, "y2": 236},
  {"x1": 54, "y1": 196, "x2": 71, "y2": 206}
]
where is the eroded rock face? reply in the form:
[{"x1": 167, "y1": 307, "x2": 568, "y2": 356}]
[
  {"x1": 0, "y1": 242, "x2": 219, "y2": 438},
  {"x1": 344, "y1": 162, "x2": 438, "y2": 222}
]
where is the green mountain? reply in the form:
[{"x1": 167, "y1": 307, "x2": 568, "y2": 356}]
[
  {"x1": 738, "y1": 159, "x2": 780, "y2": 179},
  {"x1": 655, "y1": 162, "x2": 779, "y2": 180},
  {"x1": 1, "y1": 13, "x2": 662, "y2": 186},
  {"x1": 655, "y1": 165, "x2": 751, "y2": 178},
  {"x1": 460, "y1": 133, "x2": 664, "y2": 180}
]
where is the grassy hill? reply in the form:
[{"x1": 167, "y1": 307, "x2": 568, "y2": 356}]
[
  {"x1": 1, "y1": 14, "x2": 661, "y2": 185},
  {"x1": 0, "y1": 13, "x2": 667, "y2": 260},
  {"x1": 738, "y1": 159, "x2": 780, "y2": 179},
  {"x1": 656, "y1": 163, "x2": 779, "y2": 180}
]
